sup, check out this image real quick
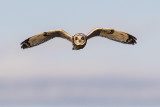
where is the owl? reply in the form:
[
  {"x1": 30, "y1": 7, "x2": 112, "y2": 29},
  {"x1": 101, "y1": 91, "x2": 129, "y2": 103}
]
[{"x1": 21, "y1": 28, "x2": 137, "y2": 50}]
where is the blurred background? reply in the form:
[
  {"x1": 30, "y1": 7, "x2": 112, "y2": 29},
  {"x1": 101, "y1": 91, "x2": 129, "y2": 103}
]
[{"x1": 0, "y1": 0, "x2": 160, "y2": 106}]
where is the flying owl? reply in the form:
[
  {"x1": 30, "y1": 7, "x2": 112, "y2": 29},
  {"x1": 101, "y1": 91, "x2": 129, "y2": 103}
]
[{"x1": 21, "y1": 28, "x2": 137, "y2": 50}]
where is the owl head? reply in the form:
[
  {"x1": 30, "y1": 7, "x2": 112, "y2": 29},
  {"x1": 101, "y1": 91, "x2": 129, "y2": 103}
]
[{"x1": 72, "y1": 33, "x2": 87, "y2": 50}]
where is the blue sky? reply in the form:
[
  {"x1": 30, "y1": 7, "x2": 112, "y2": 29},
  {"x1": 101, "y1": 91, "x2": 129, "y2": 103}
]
[{"x1": 0, "y1": 0, "x2": 160, "y2": 106}]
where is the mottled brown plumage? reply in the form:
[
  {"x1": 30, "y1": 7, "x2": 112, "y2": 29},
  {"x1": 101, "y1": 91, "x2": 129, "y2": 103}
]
[
  {"x1": 21, "y1": 28, "x2": 137, "y2": 50},
  {"x1": 21, "y1": 30, "x2": 72, "y2": 49},
  {"x1": 87, "y1": 28, "x2": 137, "y2": 45}
]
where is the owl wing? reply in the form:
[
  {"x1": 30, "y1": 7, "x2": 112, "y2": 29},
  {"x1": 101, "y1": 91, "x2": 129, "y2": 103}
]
[
  {"x1": 21, "y1": 29, "x2": 72, "y2": 49},
  {"x1": 87, "y1": 28, "x2": 137, "y2": 45}
]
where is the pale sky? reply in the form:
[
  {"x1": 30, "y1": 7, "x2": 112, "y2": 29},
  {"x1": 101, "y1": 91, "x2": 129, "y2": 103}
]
[{"x1": 0, "y1": 0, "x2": 160, "y2": 106}]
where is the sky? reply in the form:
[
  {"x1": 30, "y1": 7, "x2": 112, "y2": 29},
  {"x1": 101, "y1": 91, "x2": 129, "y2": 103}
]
[{"x1": 0, "y1": 0, "x2": 160, "y2": 106}]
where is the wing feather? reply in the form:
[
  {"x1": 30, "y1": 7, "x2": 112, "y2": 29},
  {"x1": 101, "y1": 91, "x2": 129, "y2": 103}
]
[
  {"x1": 21, "y1": 30, "x2": 72, "y2": 49},
  {"x1": 87, "y1": 28, "x2": 137, "y2": 45}
]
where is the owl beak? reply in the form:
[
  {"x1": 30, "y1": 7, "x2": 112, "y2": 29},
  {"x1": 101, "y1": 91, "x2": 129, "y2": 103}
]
[{"x1": 79, "y1": 40, "x2": 81, "y2": 42}]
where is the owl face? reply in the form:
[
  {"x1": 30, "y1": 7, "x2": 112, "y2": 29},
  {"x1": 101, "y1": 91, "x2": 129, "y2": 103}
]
[{"x1": 73, "y1": 33, "x2": 86, "y2": 46}]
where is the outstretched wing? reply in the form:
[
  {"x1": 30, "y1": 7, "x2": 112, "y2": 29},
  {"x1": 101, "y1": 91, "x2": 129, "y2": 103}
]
[
  {"x1": 87, "y1": 28, "x2": 137, "y2": 45},
  {"x1": 21, "y1": 30, "x2": 72, "y2": 49}
]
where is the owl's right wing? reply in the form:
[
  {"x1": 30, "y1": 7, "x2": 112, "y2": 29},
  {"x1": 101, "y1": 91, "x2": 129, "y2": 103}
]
[{"x1": 21, "y1": 30, "x2": 72, "y2": 49}]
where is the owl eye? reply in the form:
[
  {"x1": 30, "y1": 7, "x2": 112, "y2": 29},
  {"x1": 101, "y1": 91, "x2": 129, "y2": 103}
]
[
  {"x1": 75, "y1": 37, "x2": 78, "y2": 40},
  {"x1": 81, "y1": 37, "x2": 84, "y2": 40}
]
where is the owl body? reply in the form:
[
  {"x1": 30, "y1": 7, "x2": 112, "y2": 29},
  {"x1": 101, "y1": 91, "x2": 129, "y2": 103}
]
[{"x1": 21, "y1": 28, "x2": 137, "y2": 50}]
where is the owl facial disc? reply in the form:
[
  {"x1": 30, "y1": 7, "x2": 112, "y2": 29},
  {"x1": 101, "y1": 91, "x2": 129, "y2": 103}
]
[{"x1": 73, "y1": 33, "x2": 86, "y2": 46}]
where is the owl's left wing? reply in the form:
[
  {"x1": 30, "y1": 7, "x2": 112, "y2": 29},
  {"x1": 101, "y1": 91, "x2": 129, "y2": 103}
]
[{"x1": 87, "y1": 28, "x2": 137, "y2": 45}]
